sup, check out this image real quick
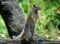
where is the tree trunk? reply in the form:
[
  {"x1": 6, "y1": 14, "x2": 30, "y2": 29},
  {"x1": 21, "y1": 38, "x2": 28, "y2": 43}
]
[{"x1": 0, "y1": 0, "x2": 25, "y2": 38}]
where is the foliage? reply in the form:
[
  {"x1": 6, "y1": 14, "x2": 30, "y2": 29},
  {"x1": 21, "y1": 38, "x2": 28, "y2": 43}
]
[{"x1": 0, "y1": 16, "x2": 8, "y2": 39}]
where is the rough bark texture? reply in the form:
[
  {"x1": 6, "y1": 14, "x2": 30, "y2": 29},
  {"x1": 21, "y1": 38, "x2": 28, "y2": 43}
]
[{"x1": 0, "y1": 0, "x2": 25, "y2": 39}]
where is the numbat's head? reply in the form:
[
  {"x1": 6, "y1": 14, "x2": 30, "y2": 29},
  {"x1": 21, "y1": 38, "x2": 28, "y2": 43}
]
[
  {"x1": 32, "y1": 5, "x2": 41, "y2": 14},
  {"x1": 30, "y1": 5, "x2": 41, "y2": 21}
]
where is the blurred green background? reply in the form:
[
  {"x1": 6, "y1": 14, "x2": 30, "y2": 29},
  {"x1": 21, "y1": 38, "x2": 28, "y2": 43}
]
[{"x1": 0, "y1": 0, "x2": 60, "y2": 40}]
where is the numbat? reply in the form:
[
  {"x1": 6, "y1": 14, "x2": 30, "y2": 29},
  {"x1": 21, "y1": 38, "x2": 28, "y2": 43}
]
[{"x1": 17, "y1": 5, "x2": 40, "y2": 41}]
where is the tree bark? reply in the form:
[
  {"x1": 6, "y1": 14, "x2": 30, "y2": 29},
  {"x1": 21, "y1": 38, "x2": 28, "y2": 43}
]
[{"x1": 0, "y1": 0, "x2": 25, "y2": 38}]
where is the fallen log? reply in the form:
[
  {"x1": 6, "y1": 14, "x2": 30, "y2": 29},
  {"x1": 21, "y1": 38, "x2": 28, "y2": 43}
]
[{"x1": 0, "y1": 39, "x2": 60, "y2": 44}]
